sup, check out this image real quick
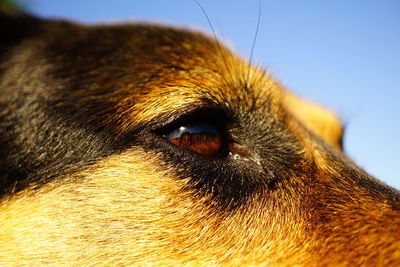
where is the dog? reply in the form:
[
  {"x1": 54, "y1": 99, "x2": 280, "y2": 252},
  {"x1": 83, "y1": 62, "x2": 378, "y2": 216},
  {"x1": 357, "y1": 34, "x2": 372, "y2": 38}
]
[{"x1": 1, "y1": 10, "x2": 399, "y2": 266}]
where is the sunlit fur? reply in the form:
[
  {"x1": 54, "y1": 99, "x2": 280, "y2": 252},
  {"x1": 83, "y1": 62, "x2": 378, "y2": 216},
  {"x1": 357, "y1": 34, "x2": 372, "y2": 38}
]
[{"x1": 0, "y1": 11, "x2": 399, "y2": 266}]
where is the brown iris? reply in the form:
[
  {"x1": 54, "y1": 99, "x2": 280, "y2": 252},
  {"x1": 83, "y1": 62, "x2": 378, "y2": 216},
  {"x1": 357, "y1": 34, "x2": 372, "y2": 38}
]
[{"x1": 164, "y1": 124, "x2": 223, "y2": 157}]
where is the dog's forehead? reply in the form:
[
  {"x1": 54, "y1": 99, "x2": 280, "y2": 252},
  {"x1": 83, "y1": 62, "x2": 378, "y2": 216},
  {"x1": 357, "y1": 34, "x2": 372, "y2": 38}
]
[{"x1": 35, "y1": 23, "x2": 286, "y2": 130}]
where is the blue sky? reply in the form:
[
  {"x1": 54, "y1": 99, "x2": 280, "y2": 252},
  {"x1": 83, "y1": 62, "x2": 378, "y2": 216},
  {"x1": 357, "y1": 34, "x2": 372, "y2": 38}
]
[{"x1": 26, "y1": 0, "x2": 400, "y2": 188}]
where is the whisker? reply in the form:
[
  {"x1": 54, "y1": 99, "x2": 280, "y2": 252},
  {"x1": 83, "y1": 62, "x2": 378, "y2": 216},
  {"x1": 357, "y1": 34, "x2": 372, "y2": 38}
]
[
  {"x1": 245, "y1": 0, "x2": 262, "y2": 89},
  {"x1": 193, "y1": 0, "x2": 234, "y2": 82}
]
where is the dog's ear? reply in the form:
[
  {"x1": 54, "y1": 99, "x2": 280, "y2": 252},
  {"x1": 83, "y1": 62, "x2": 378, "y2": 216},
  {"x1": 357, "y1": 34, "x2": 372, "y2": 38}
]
[
  {"x1": 283, "y1": 91, "x2": 344, "y2": 150},
  {"x1": 0, "y1": 10, "x2": 41, "y2": 55}
]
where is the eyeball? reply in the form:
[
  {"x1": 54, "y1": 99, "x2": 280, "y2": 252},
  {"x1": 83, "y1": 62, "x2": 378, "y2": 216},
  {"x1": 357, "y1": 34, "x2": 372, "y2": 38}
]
[{"x1": 164, "y1": 123, "x2": 223, "y2": 157}]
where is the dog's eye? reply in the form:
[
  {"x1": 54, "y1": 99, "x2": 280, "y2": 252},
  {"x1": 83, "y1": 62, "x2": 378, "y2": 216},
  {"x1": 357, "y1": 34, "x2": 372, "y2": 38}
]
[{"x1": 163, "y1": 123, "x2": 223, "y2": 157}]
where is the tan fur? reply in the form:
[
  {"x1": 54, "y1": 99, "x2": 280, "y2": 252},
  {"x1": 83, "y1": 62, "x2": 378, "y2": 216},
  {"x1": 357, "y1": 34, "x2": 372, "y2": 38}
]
[
  {"x1": 283, "y1": 91, "x2": 343, "y2": 150},
  {"x1": 0, "y1": 149, "x2": 307, "y2": 265},
  {"x1": 0, "y1": 16, "x2": 399, "y2": 266},
  {"x1": 2, "y1": 149, "x2": 398, "y2": 266}
]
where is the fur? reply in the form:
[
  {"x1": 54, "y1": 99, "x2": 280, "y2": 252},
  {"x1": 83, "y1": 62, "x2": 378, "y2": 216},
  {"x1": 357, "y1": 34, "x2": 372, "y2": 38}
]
[{"x1": 1, "y1": 10, "x2": 399, "y2": 266}]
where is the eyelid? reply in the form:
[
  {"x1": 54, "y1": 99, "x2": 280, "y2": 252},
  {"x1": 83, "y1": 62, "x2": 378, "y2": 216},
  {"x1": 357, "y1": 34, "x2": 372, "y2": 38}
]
[{"x1": 149, "y1": 102, "x2": 232, "y2": 131}]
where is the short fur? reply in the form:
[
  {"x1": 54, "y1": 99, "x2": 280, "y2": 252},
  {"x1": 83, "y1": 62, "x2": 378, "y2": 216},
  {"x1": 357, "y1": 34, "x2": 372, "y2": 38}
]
[{"x1": 1, "y1": 11, "x2": 399, "y2": 266}]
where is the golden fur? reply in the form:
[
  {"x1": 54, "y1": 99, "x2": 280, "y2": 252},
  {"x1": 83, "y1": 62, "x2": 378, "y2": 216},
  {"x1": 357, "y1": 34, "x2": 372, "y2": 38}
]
[{"x1": 0, "y1": 11, "x2": 399, "y2": 266}]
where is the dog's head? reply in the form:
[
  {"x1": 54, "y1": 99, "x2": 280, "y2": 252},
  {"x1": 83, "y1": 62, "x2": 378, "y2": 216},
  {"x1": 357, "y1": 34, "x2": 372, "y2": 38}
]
[{"x1": 1, "y1": 11, "x2": 399, "y2": 265}]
